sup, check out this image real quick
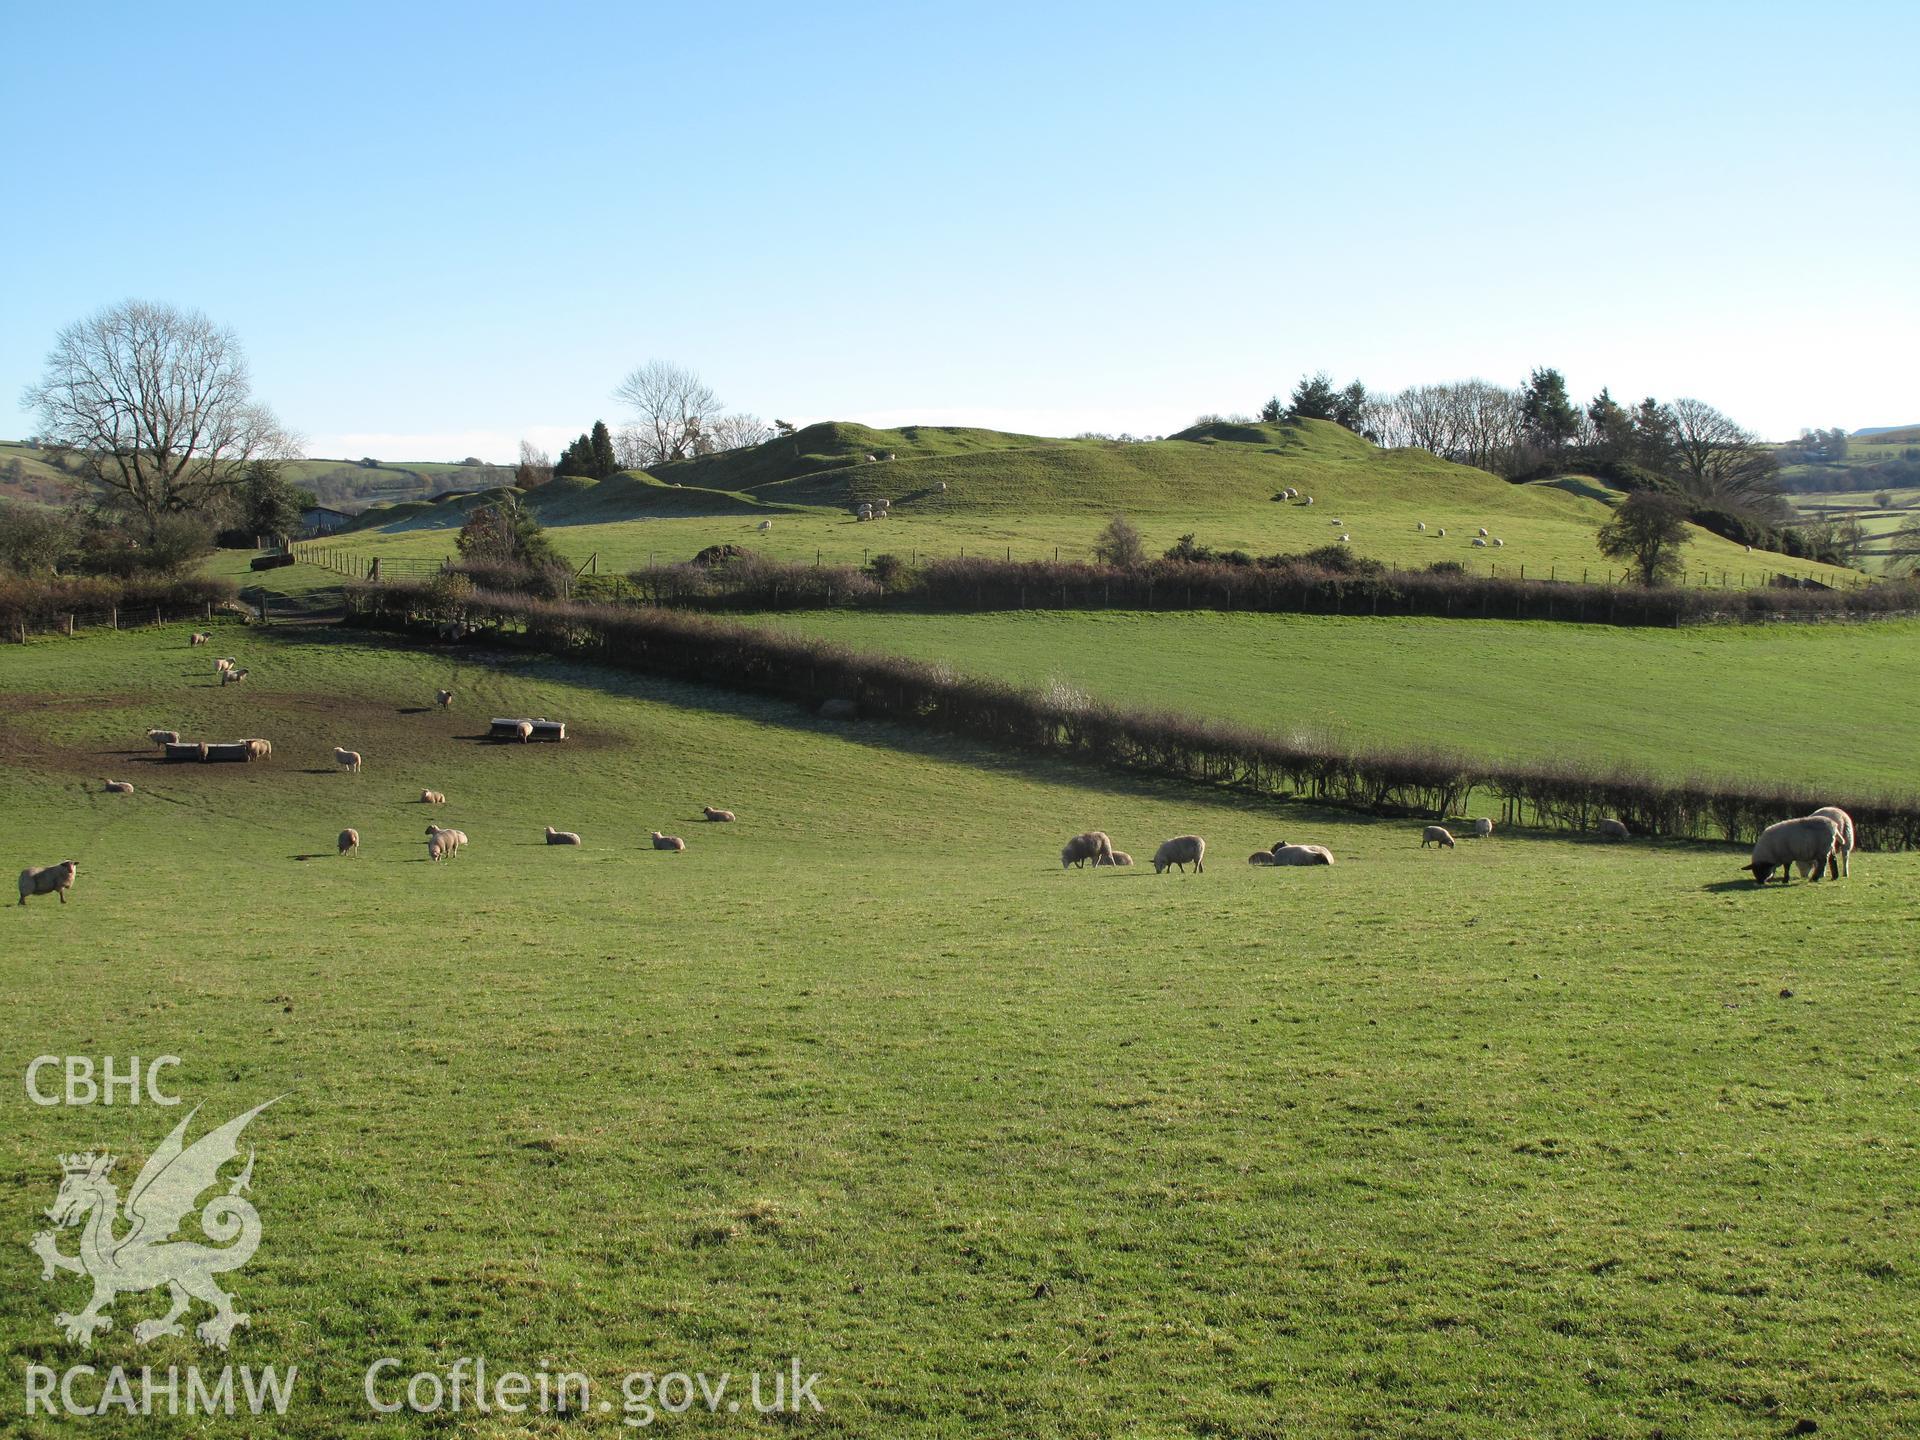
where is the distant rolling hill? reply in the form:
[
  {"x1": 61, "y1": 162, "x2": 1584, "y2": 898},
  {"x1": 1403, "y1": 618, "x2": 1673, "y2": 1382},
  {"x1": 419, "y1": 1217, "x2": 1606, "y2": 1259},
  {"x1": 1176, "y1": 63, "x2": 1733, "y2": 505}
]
[{"x1": 1853, "y1": 424, "x2": 1920, "y2": 440}]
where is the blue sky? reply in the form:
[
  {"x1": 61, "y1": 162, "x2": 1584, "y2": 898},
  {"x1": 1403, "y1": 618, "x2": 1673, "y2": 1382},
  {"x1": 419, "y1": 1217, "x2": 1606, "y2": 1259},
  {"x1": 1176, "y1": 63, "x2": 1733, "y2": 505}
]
[{"x1": 4, "y1": 0, "x2": 1914, "y2": 460}]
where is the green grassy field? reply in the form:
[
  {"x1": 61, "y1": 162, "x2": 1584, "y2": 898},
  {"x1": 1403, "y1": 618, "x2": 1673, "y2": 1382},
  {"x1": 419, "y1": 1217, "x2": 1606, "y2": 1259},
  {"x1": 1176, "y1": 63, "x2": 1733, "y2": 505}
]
[
  {"x1": 314, "y1": 421, "x2": 1858, "y2": 589},
  {"x1": 4, "y1": 625, "x2": 1918, "y2": 1437},
  {"x1": 758, "y1": 609, "x2": 1920, "y2": 795},
  {"x1": 1788, "y1": 488, "x2": 1920, "y2": 575}
]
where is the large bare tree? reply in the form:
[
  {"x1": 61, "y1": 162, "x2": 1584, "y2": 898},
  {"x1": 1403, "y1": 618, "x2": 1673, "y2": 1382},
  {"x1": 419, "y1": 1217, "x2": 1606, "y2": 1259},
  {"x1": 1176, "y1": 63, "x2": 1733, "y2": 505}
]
[
  {"x1": 1667, "y1": 397, "x2": 1781, "y2": 511},
  {"x1": 613, "y1": 359, "x2": 724, "y2": 468},
  {"x1": 22, "y1": 300, "x2": 297, "y2": 535}
]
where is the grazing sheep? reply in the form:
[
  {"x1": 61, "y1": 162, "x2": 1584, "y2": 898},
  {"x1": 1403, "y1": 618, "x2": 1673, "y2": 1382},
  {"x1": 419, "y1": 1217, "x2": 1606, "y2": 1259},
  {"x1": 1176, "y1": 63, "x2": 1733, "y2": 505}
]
[
  {"x1": 1416, "y1": 522, "x2": 1425, "y2": 531},
  {"x1": 1421, "y1": 825, "x2": 1456, "y2": 849},
  {"x1": 1597, "y1": 818, "x2": 1629, "y2": 841},
  {"x1": 758, "y1": 520, "x2": 773, "y2": 532},
  {"x1": 1807, "y1": 805, "x2": 1855, "y2": 877},
  {"x1": 1152, "y1": 835, "x2": 1205, "y2": 874},
  {"x1": 1060, "y1": 831, "x2": 1114, "y2": 870},
  {"x1": 221, "y1": 667, "x2": 249, "y2": 686},
  {"x1": 1330, "y1": 519, "x2": 1343, "y2": 527},
  {"x1": 864, "y1": 453, "x2": 877, "y2": 463},
  {"x1": 338, "y1": 828, "x2": 359, "y2": 856},
  {"x1": 147, "y1": 728, "x2": 180, "y2": 747},
  {"x1": 1471, "y1": 818, "x2": 1494, "y2": 838},
  {"x1": 435, "y1": 688, "x2": 453, "y2": 708},
  {"x1": 214, "y1": 658, "x2": 234, "y2": 675},
  {"x1": 936, "y1": 481, "x2": 948, "y2": 492},
  {"x1": 425, "y1": 824, "x2": 468, "y2": 860},
  {"x1": 334, "y1": 747, "x2": 363, "y2": 773},
  {"x1": 190, "y1": 632, "x2": 211, "y2": 646},
  {"x1": 702, "y1": 806, "x2": 736, "y2": 822},
  {"x1": 1472, "y1": 537, "x2": 1488, "y2": 548},
  {"x1": 1269, "y1": 842, "x2": 1335, "y2": 866},
  {"x1": 1478, "y1": 527, "x2": 1489, "y2": 537},
  {"x1": 1304, "y1": 496, "x2": 1314, "y2": 505},
  {"x1": 1248, "y1": 850, "x2": 1278, "y2": 866},
  {"x1": 651, "y1": 831, "x2": 686, "y2": 851},
  {"x1": 1493, "y1": 537, "x2": 1504, "y2": 547},
  {"x1": 1097, "y1": 850, "x2": 1133, "y2": 867},
  {"x1": 18, "y1": 860, "x2": 78, "y2": 906},
  {"x1": 242, "y1": 738, "x2": 272, "y2": 761},
  {"x1": 545, "y1": 826, "x2": 583, "y2": 846},
  {"x1": 1743, "y1": 815, "x2": 1840, "y2": 886},
  {"x1": 513, "y1": 721, "x2": 533, "y2": 743},
  {"x1": 420, "y1": 790, "x2": 446, "y2": 805},
  {"x1": 1437, "y1": 527, "x2": 1446, "y2": 537},
  {"x1": 102, "y1": 780, "x2": 134, "y2": 794}
]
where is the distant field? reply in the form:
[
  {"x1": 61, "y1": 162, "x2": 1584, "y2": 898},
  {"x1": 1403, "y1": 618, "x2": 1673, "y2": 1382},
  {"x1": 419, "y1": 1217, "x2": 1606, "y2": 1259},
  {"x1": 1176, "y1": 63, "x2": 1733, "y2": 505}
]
[
  {"x1": 1789, "y1": 487, "x2": 1920, "y2": 574},
  {"x1": 4, "y1": 625, "x2": 1918, "y2": 1436},
  {"x1": 761, "y1": 608, "x2": 1920, "y2": 795}
]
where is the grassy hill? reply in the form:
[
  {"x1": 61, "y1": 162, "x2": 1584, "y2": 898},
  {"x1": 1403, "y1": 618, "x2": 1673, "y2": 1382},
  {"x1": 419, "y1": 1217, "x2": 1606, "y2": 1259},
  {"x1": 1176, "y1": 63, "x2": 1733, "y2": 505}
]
[
  {"x1": 4, "y1": 624, "x2": 1917, "y2": 1435},
  {"x1": 0, "y1": 441, "x2": 81, "y2": 508},
  {"x1": 316, "y1": 419, "x2": 1859, "y2": 588}
]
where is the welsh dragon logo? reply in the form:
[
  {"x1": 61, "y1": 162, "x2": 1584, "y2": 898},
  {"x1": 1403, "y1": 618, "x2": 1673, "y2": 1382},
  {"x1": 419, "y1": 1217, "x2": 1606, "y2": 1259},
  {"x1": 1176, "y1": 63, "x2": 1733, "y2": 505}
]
[{"x1": 31, "y1": 1099, "x2": 279, "y2": 1349}]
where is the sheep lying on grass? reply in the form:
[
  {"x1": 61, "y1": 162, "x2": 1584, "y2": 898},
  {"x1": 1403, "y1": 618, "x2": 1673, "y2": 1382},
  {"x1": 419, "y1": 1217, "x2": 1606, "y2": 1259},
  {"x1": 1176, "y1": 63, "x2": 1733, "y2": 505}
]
[
  {"x1": 1744, "y1": 815, "x2": 1840, "y2": 886},
  {"x1": 651, "y1": 831, "x2": 686, "y2": 852},
  {"x1": 102, "y1": 780, "x2": 134, "y2": 794},
  {"x1": 702, "y1": 806, "x2": 736, "y2": 822},
  {"x1": 1152, "y1": 835, "x2": 1205, "y2": 873},
  {"x1": 338, "y1": 828, "x2": 359, "y2": 856},
  {"x1": 1248, "y1": 850, "x2": 1278, "y2": 866},
  {"x1": 1061, "y1": 831, "x2": 1114, "y2": 869},
  {"x1": 420, "y1": 790, "x2": 446, "y2": 805},
  {"x1": 334, "y1": 747, "x2": 363, "y2": 773},
  {"x1": 220, "y1": 667, "x2": 249, "y2": 686},
  {"x1": 1421, "y1": 825, "x2": 1455, "y2": 849},
  {"x1": 1807, "y1": 806, "x2": 1855, "y2": 877},
  {"x1": 1597, "y1": 818, "x2": 1629, "y2": 841},
  {"x1": 1097, "y1": 850, "x2": 1133, "y2": 867},
  {"x1": 19, "y1": 861, "x2": 79, "y2": 905},
  {"x1": 147, "y1": 728, "x2": 180, "y2": 747},
  {"x1": 545, "y1": 826, "x2": 582, "y2": 846},
  {"x1": 435, "y1": 689, "x2": 454, "y2": 708},
  {"x1": 1269, "y1": 842, "x2": 1335, "y2": 866}
]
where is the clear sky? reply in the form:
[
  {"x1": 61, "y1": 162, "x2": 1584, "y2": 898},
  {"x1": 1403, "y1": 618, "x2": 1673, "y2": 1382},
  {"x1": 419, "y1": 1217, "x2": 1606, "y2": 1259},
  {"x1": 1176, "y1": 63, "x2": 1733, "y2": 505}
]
[{"x1": 4, "y1": 1, "x2": 1914, "y2": 461}]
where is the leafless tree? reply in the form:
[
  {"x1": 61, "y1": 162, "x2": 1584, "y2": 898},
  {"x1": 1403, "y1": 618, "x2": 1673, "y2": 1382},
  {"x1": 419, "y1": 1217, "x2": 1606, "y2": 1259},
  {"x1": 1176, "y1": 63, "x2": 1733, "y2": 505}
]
[
  {"x1": 21, "y1": 300, "x2": 298, "y2": 535},
  {"x1": 514, "y1": 439, "x2": 553, "y2": 489},
  {"x1": 612, "y1": 359, "x2": 725, "y2": 467},
  {"x1": 1668, "y1": 397, "x2": 1781, "y2": 511},
  {"x1": 701, "y1": 413, "x2": 772, "y2": 455}
]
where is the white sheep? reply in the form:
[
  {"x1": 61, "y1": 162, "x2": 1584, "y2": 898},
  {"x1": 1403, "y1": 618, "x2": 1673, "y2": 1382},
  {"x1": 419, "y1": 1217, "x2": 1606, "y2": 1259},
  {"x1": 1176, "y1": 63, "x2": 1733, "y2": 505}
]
[
  {"x1": 1269, "y1": 842, "x2": 1335, "y2": 866},
  {"x1": 513, "y1": 721, "x2": 533, "y2": 743},
  {"x1": 1743, "y1": 815, "x2": 1840, "y2": 886},
  {"x1": 1096, "y1": 850, "x2": 1133, "y2": 867},
  {"x1": 1305, "y1": 496, "x2": 1314, "y2": 505},
  {"x1": 435, "y1": 689, "x2": 453, "y2": 708},
  {"x1": 1340, "y1": 533, "x2": 1350, "y2": 542},
  {"x1": 937, "y1": 481, "x2": 948, "y2": 492},
  {"x1": 1437, "y1": 527, "x2": 1446, "y2": 537},
  {"x1": 1152, "y1": 835, "x2": 1205, "y2": 874},
  {"x1": 214, "y1": 658, "x2": 234, "y2": 675},
  {"x1": 1416, "y1": 522, "x2": 1425, "y2": 531},
  {"x1": 1493, "y1": 538, "x2": 1504, "y2": 547},
  {"x1": 702, "y1": 806, "x2": 736, "y2": 822},
  {"x1": 1471, "y1": 818, "x2": 1494, "y2": 838},
  {"x1": 1478, "y1": 527, "x2": 1489, "y2": 537},
  {"x1": 545, "y1": 826, "x2": 583, "y2": 846},
  {"x1": 242, "y1": 738, "x2": 272, "y2": 761},
  {"x1": 147, "y1": 728, "x2": 180, "y2": 747},
  {"x1": 420, "y1": 789, "x2": 446, "y2": 805},
  {"x1": 1421, "y1": 825, "x2": 1456, "y2": 849},
  {"x1": 221, "y1": 667, "x2": 249, "y2": 686},
  {"x1": 190, "y1": 632, "x2": 210, "y2": 646},
  {"x1": 1472, "y1": 538, "x2": 1488, "y2": 548},
  {"x1": 18, "y1": 860, "x2": 78, "y2": 905},
  {"x1": 1247, "y1": 850, "x2": 1278, "y2": 866},
  {"x1": 334, "y1": 747, "x2": 363, "y2": 773},
  {"x1": 1597, "y1": 818, "x2": 1629, "y2": 841},
  {"x1": 1060, "y1": 831, "x2": 1114, "y2": 869},
  {"x1": 1330, "y1": 519, "x2": 1343, "y2": 527},
  {"x1": 425, "y1": 824, "x2": 467, "y2": 860},
  {"x1": 338, "y1": 828, "x2": 359, "y2": 856},
  {"x1": 102, "y1": 780, "x2": 134, "y2": 795},
  {"x1": 758, "y1": 520, "x2": 773, "y2": 532},
  {"x1": 651, "y1": 831, "x2": 686, "y2": 851},
  {"x1": 1806, "y1": 806, "x2": 1855, "y2": 878}
]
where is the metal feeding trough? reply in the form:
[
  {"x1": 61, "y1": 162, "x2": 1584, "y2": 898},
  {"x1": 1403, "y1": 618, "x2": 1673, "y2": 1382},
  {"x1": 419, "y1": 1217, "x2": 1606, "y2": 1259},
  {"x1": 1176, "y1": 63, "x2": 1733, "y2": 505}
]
[{"x1": 488, "y1": 717, "x2": 567, "y2": 743}]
